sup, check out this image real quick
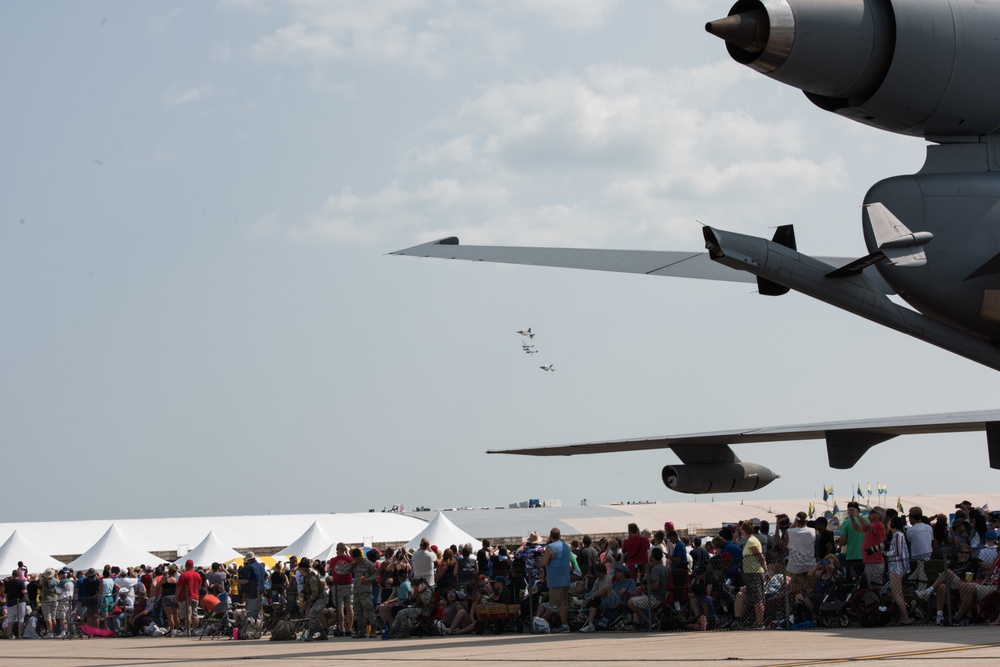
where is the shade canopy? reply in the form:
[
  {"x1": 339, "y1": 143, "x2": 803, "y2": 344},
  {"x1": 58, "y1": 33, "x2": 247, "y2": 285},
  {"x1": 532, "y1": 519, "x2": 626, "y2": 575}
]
[
  {"x1": 0, "y1": 531, "x2": 66, "y2": 575},
  {"x1": 272, "y1": 521, "x2": 333, "y2": 560},
  {"x1": 173, "y1": 531, "x2": 244, "y2": 567},
  {"x1": 67, "y1": 524, "x2": 167, "y2": 571},
  {"x1": 404, "y1": 512, "x2": 481, "y2": 552}
]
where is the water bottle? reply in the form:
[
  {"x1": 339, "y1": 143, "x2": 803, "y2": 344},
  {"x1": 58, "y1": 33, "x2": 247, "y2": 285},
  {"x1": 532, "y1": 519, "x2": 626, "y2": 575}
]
[{"x1": 232, "y1": 627, "x2": 239, "y2": 640}]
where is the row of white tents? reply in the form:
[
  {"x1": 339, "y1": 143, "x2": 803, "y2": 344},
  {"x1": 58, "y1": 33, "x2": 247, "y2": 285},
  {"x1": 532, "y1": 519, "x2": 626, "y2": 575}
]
[{"x1": 0, "y1": 512, "x2": 481, "y2": 575}]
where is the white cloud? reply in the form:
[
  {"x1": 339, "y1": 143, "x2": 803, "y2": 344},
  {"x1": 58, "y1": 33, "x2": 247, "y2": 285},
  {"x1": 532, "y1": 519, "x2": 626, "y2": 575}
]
[
  {"x1": 163, "y1": 84, "x2": 215, "y2": 107},
  {"x1": 148, "y1": 8, "x2": 182, "y2": 32},
  {"x1": 255, "y1": 54, "x2": 851, "y2": 250},
  {"x1": 510, "y1": 0, "x2": 620, "y2": 30}
]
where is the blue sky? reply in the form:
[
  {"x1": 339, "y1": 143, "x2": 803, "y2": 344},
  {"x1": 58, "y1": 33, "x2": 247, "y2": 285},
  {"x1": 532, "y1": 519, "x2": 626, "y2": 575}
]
[{"x1": 2, "y1": 1, "x2": 996, "y2": 522}]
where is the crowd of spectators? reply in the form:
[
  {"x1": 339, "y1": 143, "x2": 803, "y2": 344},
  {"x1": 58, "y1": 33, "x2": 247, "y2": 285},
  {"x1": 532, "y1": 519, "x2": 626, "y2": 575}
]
[{"x1": 3, "y1": 499, "x2": 1000, "y2": 640}]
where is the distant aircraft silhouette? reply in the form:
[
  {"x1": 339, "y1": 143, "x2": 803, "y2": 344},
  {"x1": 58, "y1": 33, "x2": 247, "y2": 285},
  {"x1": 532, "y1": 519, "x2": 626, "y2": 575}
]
[
  {"x1": 540, "y1": 364, "x2": 555, "y2": 372},
  {"x1": 516, "y1": 327, "x2": 535, "y2": 339}
]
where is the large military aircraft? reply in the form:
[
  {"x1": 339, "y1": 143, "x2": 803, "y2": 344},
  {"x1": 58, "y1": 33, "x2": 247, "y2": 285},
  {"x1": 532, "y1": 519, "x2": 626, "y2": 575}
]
[{"x1": 392, "y1": 0, "x2": 1000, "y2": 492}]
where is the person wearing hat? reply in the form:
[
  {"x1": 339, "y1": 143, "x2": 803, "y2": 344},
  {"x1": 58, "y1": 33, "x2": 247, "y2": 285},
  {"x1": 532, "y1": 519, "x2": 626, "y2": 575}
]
[
  {"x1": 77, "y1": 568, "x2": 102, "y2": 630},
  {"x1": 718, "y1": 527, "x2": 743, "y2": 564},
  {"x1": 177, "y1": 559, "x2": 201, "y2": 635},
  {"x1": 516, "y1": 531, "x2": 546, "y2": 590},
  {"x1": 860, "y1": 506, "x2": 887, "y2": 587},
  {"x1": 298, "y1": 558, "x2": 328, "y2": 641},
  {"x1": 238, "y1": 552, "x2": 266, "y2": 621},
  {"x1": 579, "y1": 563, "x2": 637, "y2": 632},
  {"x1": 786, "y1": 511, "x2": 816, "y2": 595},
  {"x1": 53, "y1": 568, "x2": 74, "y2": 638},
  {"x1": 38, "y1": 567, "x2": 59, "y2": 638},
  {"x1": 347, "y1": 548, "x2": 379, "y2": 638}
]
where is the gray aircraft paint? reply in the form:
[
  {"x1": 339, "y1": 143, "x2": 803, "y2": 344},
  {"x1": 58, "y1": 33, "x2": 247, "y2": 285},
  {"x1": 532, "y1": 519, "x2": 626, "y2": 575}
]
[{"x1": 393, "y1": 0, "x2": 1000, "y2": 491}]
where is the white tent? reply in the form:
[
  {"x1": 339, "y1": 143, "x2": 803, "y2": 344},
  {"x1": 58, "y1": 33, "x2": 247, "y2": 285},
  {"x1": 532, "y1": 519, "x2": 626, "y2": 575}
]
[
  {"x1": 313, "y1": 541, "x2": 339, "y2": 563},
  {"x1": 272, "y1": 521, "x2": 333, "y2": 560},
  {"x1": 404, "y1": 512, "x2": 481, "y2": 552},
  {"x1": 0, "y1": 531, "x2": 66, "y2": 575},
  {"x1": 67, "y1": 524, "x2": 167, "y2": 571},
  {"x1": 173, "y1": 531, "x2": 243, "y2": 567}
]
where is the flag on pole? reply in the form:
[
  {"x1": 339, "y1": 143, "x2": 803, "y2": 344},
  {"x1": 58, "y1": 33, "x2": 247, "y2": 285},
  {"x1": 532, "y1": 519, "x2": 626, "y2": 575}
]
[
  {"x1": 829, "y1": 485, "x2": 834, "y2": 496},
  {"x1": 897, "y1": 497, "x2": 904, "y2": 514},
  {"x1": 809, "y1": 501, "x2": 815, "y2": 518},
  {"x1": 867, "y1": 482, "x2": 871, "y2": 496},
  {"x1": 857, "y1": 483, "x2": 864, "y2": 497},
  {"x1": 823, "y1": 486, "x2": 829, "y2": 502},
  {"x1": 833, "y1": 500, "x2": 840, "y2": 515}
]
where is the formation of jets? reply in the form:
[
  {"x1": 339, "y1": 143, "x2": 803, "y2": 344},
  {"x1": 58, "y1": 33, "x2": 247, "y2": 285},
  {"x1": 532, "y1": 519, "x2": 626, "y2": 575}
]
[{"x1": 517, "y1": 327, "x2": 554, "y2": 372}]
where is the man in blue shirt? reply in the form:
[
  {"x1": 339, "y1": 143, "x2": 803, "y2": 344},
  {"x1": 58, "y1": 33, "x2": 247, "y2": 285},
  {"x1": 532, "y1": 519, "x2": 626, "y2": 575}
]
[
  {"x1": 719, "y1": 527, "x2": 743, "y2": 564},
  {"x1": 540, "y1": 527, "x2": 572, "y2": 633}
]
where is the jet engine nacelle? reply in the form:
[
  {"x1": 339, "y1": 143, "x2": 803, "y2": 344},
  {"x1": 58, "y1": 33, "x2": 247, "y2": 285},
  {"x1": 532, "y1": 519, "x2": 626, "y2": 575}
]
[
  {"x1": 707, "y1": 0, "x2": 1000, "y2": 138},
  {"x1": 661, "y1": 462, "x2": 778, "y2": 494}
]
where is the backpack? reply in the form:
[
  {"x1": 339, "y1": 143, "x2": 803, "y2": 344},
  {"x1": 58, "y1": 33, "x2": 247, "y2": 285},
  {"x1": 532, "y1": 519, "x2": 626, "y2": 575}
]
[{"x1": 269, "y1": 620, "x2": 299, "y2": 641}]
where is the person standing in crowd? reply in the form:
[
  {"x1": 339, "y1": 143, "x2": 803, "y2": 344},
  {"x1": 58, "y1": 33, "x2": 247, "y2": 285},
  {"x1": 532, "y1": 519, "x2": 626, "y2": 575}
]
[
  {"x1": 906, "y1": 507, "x2": 935, "y2": 586},
  {"x1": 299, "y1": 558, "x2": 328, "y2": 641},
  {"x1": 786, "y1": 512, "x2": 816, "y2": 595},
  {"x1": 577, "y1": 535, "x2": 599, "y2": 577},
  {"x1": 839, "y1": 501, "x2": 866, "y2": 580},
  {"x1": 860, "y1": 507, "x2": 887, "y2": 587},
  {"x1": 411, "y1": 538, "x2": 437, "y2": 588},
  {"x1": 740, "y1": 521, "x2": 765, "y2": 628},
  {"x1": 4, "y1": 569, "x2": 27, "y2": 638},
  {"x1": 539, "y1": 527, "x2": 571, "y2": 633},
  {"x1": 205, "y1": 562, "x2": 227, "y2": 592},
  {"x1": 348, "y1": 548, "x2": 379, "y2": 638},
  {"x1": 238, "y1": 552, "x2": 266, "y2": 621},
  {"x1": 517, "y1": 532, "x2": 546, "y2": 589},
  {"x1": 885, "y1": 516, "x2": 912, "y2": 625},
  {"x1": 55, "y1": 567, "x2": 74, "y2": 638},
  {"x1": 78, "y1": 568, "x2": 102, "y2": 629},
  {"x1": 38, "y1": 568, "x2": 59, "y2": 637},
  {"x1": 623, "y1": 523, "x2": 650, "y2": 579},
  {"x1": 176, "y1": 559, "x2": 201, "y2": 635},
  {"x1": 328, "y1": 543, "x2": 355, "y2": 637}
]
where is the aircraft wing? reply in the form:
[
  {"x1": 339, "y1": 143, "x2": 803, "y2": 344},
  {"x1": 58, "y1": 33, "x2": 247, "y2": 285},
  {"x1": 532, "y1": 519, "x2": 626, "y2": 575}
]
[
  {"x1": 390, "y1": 237, "x2": 894, "y2": 294},
  {"x1": 487, "y1": 408, "x2": 1000, "y2": 469}
]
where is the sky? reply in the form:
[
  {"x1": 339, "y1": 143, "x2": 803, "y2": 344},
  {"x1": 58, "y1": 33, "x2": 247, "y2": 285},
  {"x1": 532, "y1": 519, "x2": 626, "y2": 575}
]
[{"x1": 3, "y1": 1, "x2": 998, "y2": 523}]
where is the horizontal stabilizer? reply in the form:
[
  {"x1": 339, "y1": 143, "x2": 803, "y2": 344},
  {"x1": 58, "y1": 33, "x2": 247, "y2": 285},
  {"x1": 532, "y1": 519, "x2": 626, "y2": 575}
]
[{"x1": 827, "y1": 203, "x2": 932, "y2": 278}]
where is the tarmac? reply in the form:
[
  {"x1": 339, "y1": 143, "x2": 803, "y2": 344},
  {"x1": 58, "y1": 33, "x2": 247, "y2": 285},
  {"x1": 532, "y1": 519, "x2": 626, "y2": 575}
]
[{"x1": 3, "y1": 627, "x2": 1000, "y2": 667}]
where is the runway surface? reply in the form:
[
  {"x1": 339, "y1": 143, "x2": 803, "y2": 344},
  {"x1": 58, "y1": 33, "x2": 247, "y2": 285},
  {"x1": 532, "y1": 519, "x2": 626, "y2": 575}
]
[{"x1": 4, "y1": 627, "x2": 1000, "y2": 667}]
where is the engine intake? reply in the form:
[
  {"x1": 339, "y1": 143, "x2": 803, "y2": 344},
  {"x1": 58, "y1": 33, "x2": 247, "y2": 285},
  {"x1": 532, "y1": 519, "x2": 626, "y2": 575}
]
[
  {"x1": 708, "y1": 0, "x2": 1000, "y2": 138},
  {"x1": 661, "y1": 462, "x2": 778, "y2": 494}
]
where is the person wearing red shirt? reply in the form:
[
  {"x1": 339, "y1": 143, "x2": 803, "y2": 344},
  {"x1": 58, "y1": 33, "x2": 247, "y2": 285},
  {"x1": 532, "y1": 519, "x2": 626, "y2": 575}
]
[
  {"x1": 176, "y1": 559, "x2": 202, "y2": 635},
  {"x1": 327, "y1": 543, "x2": 355, "y2": 637},
  {"x1": 622, "y1": 523, "x2": 650, "y2": 581},
  {"x1": 860, "y1": 507, "x2": 887, "y2": 588}
]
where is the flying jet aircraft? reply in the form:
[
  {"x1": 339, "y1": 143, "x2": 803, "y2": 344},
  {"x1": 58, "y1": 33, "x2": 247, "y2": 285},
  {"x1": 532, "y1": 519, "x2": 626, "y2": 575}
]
[
  {"x1": 516, "y1": 328, "x2": 535, "y2": 339},
  {"x1": 540, "y1": 364, "x2": 556, "y2": 373},
  {"x1": 523, "y1": 347, "x2": 539, "y2": 355},
  {"x1": 391, "y1": 0, "x2": 1000, "y2": 491}
]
